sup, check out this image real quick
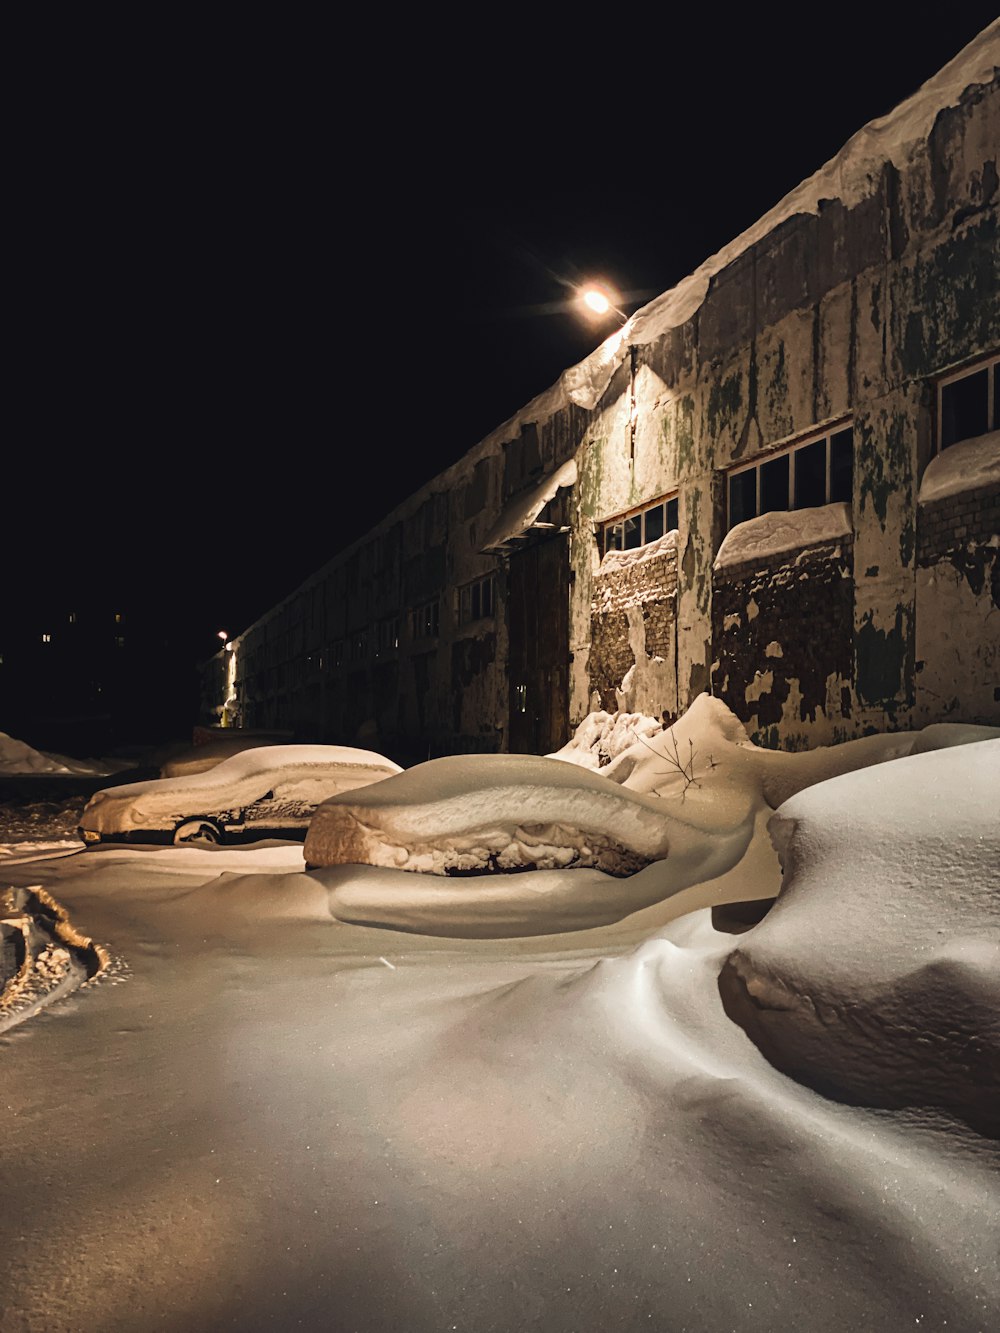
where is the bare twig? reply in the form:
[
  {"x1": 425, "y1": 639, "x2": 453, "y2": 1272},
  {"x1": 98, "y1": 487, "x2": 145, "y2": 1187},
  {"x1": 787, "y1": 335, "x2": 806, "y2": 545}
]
[{"x1": 636, "y1": 726, "x2": 718, "y2": 801}]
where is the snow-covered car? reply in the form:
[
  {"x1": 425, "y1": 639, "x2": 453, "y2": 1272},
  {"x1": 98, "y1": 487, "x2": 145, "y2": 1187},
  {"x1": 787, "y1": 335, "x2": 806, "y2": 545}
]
[
  {"x1": 303, "y1": 752, "x2": 693, "y2": 877},
  {"x1": 78, "y1": 745, "x2": 402, "y2": 848}
]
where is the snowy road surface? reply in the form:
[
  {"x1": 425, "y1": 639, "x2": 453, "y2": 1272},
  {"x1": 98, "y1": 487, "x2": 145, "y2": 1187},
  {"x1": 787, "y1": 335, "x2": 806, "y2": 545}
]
[{"x1": 0, "y1": 740, "x2": 997, "y2": 1331}]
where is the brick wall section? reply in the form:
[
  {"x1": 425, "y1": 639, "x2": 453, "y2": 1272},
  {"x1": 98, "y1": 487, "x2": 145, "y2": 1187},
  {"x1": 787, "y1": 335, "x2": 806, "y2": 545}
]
[
  {"x1": 589, "y1": 547, "x2": 678, "y2": 710},
  {"x1": 916, "y1": 481, "x2": 1000, "y2": 564},
  {"x1": 712, "y1": 539, "x2": 855, "y2": 742}
]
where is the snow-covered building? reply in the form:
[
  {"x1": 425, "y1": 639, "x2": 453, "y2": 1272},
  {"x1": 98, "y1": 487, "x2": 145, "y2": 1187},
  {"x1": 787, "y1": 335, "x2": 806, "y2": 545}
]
[{"x1": 203, "y1": 26, "x2": 999, "y2": 758}]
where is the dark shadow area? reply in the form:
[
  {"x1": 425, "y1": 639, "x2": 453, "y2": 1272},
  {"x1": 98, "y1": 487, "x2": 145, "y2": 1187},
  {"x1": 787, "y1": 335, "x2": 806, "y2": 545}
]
[{"x1": 718, "y1": 952, "x2": 1000, "y2": 1141}]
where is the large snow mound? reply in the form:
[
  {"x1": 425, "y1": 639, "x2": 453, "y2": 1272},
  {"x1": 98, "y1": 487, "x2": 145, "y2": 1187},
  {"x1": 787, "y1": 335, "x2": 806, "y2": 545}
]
[
  {"x1": 311, "y1": 696, "x2": 1000, "y2": 938},
  {"x1": 548, "y1": 710, "x2": 663, "y2": 770},
  {"x1": 720, "y1": 739, "x2": 1000, "y2": 1137}
]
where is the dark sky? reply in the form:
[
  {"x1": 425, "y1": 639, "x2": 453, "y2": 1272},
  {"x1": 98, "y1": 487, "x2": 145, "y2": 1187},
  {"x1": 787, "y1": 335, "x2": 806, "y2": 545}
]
[{"x1": 11, "y1": 14, "x2": 997, "y2": 655}]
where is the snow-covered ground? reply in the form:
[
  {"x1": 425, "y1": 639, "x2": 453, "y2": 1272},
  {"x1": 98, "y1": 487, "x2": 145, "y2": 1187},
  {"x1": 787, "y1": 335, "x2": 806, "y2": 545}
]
[
  {"x1": 0, "y1": 731, "x2": 130, "y2": 777},
  {"x1": 0, "y1": 713, "x2": 997, "y2": 1330}
]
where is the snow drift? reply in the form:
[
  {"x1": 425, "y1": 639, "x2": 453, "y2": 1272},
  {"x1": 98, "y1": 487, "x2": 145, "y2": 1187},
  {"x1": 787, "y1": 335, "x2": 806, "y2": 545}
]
[
  {"x1": 314, "y1": 697, "x2": 999, "y2": 938},
  {"x1": 720, "y1": 739, "x2": 1000, "y2": 1138}
]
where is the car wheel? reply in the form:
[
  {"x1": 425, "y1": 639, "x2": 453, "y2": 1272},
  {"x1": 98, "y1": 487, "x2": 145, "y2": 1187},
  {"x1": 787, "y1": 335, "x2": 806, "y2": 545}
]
[{"x1": 173, "y1": 819, "x2": 222, "y2": 847}]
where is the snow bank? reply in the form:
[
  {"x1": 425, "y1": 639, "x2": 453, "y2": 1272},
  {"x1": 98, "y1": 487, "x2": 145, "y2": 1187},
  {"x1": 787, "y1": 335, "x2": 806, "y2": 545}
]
[
  {"x1": 917, "y1": 429, "x2": 1000, "y2": 504},
  {"x1": 548, "y1": 709, "x2": 663, "y2": 770},
  {"x1": 1, "y1": 884, "x2": 106, "y2": 1033},
  {"x1": 713, "y1": 502, "x2": 853, "y2": 569},
  {"x1": 316, "y1": 696, "x2": 1000, "y2": 938},
  {"x1": 721, "y1": 739, "x2": 1000, "y2": 1137},
  {"x1": 2, "y1": 732, "x2": 999, "y2": 1327},
  {"x1": 0, "y1": 733, "x2": 70, "y2": 775},
  {"x1": 0, "y1": 732, "x2": 122, "y2": 776}
]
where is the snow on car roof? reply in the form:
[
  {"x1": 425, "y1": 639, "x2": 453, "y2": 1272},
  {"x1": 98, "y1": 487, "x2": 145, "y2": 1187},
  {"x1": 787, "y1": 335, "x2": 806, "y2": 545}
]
[{"x1": 84, "y1": 744, "x2": 401, "y2": 811}]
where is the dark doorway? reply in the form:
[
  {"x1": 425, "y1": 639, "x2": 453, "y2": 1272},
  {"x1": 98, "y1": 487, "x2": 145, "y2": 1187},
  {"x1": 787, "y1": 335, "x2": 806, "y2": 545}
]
[{"x1": 507, "y1": 535, "x2": 569, "y2": 754}]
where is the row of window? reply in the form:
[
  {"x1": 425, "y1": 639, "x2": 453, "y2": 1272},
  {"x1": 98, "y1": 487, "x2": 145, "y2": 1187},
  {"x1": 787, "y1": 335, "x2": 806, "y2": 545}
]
[
  {"x1": 599, "y1": 354, "x2": 997, "y2": 549},
  {"x1": 599, "y1": 424, "x2": 855, "y2": 550},
  {"x1": 247, "y1": 578, "x2": 498, "y2": 676},
  {"x1": 727, "y1": 424, "x2": 853, "y2": 531}
]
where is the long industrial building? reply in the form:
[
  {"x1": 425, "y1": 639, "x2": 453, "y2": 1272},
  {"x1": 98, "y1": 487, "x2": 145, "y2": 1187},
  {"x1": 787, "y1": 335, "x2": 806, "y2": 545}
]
[{"x1": 202, "y1": 29, "x2": 999, "y2": 760}]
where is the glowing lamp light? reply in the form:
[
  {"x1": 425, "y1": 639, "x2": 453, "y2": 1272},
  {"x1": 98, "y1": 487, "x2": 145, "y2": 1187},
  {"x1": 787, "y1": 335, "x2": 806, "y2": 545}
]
[
  {"x1": 582, "y1": 287, "x2": 611, "y2": 314},
  {"x1": 578, "y1": 282, "x2": 624, "y2": 324},
  {"x1": 217, "y1": 630, "x2": 228, "y2": 641}
]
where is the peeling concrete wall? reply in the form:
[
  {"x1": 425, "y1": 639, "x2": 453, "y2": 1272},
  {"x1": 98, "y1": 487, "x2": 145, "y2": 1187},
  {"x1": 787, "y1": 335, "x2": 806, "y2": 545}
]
[
  {"x1": 712, "y1": 540, "x2": 855, "y2": 748},
  {"x1": 589, "y1": 546, "x2": 678, "y2": 717},
  {"x1": 207, "y1": 71, "x2": 998, "y2": 759},
  {"x1": 915, "y1": 481, "x2": 1000, "y2": 725},
  {"x1": 569, "y1": 73, "x2": 998, "y2": 747}
]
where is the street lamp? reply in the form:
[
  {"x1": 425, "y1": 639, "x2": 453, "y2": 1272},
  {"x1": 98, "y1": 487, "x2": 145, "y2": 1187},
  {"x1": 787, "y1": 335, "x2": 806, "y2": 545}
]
[{"x1": 577, "y1": 282, "x2": 626, "y2": 325}]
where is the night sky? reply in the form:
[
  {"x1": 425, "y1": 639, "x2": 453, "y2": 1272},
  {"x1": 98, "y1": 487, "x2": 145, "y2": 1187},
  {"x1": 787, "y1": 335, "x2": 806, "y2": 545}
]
[{"x1": 11, "y1": 14, "x2": 997, "y2": 658}]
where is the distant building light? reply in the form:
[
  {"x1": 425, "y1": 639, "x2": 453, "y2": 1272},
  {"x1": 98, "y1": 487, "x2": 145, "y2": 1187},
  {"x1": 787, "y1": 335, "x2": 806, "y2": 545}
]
[
  {"x1": 114, "y1": 612, "x2": 123, "y2": 623},
  {"x1": 42, "y1": 633, "x2": 52, "y2": 643},
  {"x1": 115, "y1": 636, "x2": 125, "y2": 649},
  {"x1": 69, "y1": 612, "x2": 76, "y2": 624},
  {"x1": 217, "y1": 630, "x2": 228, "y2": 642},
  {"x1": 225, "y1": 641, "x2": 234, "y2": 652}
]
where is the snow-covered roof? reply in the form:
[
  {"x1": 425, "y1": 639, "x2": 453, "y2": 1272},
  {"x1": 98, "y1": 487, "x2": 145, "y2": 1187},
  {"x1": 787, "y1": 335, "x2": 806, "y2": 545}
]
[
  {"x1": 713, "y1": 502, "x2": 853, "y2": 570},
  {"x1": 480, "y1": 458, "x2": 577, "y2": 554},
  {"x1": 219, "y1": 23, "x2": 998, "y2": 653},
  {"x1": 918, "y1": 430, "x2": 1000, "y2": 504},
  {"x1": 489, "y1": 22, "x2": 999, "y2": 428}
]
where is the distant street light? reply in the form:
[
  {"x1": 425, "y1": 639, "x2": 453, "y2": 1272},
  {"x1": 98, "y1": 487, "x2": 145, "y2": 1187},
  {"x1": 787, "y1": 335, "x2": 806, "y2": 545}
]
[
  {"x1": 577, "y1": 282, "x2": 626, "y2": 325},
  {"x1": 217, "y1": 630, "x2": 228, "y2": 642}
]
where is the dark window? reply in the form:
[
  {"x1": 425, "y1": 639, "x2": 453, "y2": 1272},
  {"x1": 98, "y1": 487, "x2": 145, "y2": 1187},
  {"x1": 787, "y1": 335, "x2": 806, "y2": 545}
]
[
  {"x1": 830, "y1": 428, "x2": 853, "y2": 503},
  {"x1": 760, "y1": 453, "x2": 790, "y2": 514},
  {"x1": 794, "y1": 438, "x2": 827, "y2": 509},
  {"x1": 601, "y1": 493, "x2": 679, "y2": 556},
  {"x1": 644, "y1": 503, "x2": 664, "y2": 543},
  {"x1": 459, "y1": 576, "x2": 495, "y2": 624},
  {"x1": 727, "y1": 421, "x2": 854, "y2": 532},
  {"x1": 940, "y1": 368, "x2": 988, "y2": 449},
  {"x1": 729, "y1": 470, "x2": 757, "y2": 527}
]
